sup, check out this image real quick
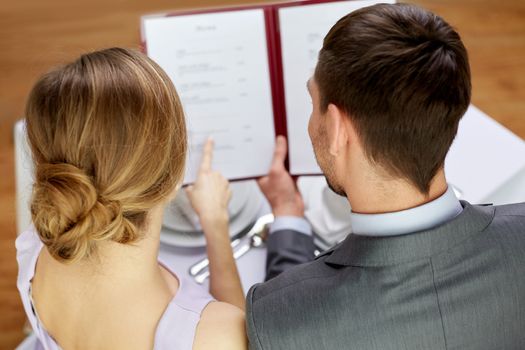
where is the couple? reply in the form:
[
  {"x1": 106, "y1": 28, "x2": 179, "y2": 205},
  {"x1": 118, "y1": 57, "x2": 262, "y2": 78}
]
[{"x1": 16, "y1": 3, "x2": 525, "y2": 350}]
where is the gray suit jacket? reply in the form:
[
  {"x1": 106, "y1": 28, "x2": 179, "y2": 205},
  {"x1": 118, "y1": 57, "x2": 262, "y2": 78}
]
[{"x1": 248, "y1": 202, "x2": 525, "y2": 350}]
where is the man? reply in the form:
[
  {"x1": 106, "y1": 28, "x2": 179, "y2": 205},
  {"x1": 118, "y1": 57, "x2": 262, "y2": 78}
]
[{"x1": 249, "y1": 3, "x2": 525, "y2": 349}]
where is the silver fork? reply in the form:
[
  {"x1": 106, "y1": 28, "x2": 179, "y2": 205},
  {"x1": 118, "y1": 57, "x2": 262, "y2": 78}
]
[
  {"x1": 193, "y1": 214, "x2": 273, "y2": 284},
  {"x1": 189, "y1": 236, "x2": 242, "y2": 277}
]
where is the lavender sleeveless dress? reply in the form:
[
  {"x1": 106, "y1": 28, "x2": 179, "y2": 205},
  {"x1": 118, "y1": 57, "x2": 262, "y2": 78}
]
[{"x1": 16, "y1": 228, "x2": 214, "y2": 350}]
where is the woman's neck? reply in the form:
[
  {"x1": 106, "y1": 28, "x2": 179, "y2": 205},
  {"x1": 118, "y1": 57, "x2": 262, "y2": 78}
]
[{"x1": 37, "y1": 202, "x2": 172, "y2": 295}]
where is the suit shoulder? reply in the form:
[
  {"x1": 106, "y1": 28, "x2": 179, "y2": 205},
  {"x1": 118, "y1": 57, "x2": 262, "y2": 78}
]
[
  {"x1": 483, "y1": 202, "x2": 525, "y2": 257},
  {"x1": 493, "y1": 202, "x2": 525, "y2": 217},
  {"x1": 249, "y1": 250, "x2": 337, "y2": 303}
]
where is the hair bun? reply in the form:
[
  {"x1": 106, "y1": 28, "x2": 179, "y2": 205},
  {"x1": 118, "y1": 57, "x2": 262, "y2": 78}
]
[{"x1": 31, "y1": 163, "x2": 133, "y2": 262}]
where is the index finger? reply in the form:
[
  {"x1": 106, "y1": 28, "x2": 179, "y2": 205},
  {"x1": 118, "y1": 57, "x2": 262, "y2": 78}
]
[
  {"x1": 270, "y1": 135, "x2": 288, "y2": 170},
  {"x1": 199, "y1": 138, "x2": 214, "y2": 173}
]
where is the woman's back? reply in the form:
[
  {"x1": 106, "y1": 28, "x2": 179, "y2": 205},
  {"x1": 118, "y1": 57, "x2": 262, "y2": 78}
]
[
  {"x1": 17, "y1": 227, "x2": 244, "y2": 349},
  {"x1": 19, "y1": 47, "x2": 246, "y2": 350}
]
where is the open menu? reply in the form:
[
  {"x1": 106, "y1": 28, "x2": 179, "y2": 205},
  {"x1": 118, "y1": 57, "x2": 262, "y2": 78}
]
[{"x1": 141, "y1": 0, "x2": 394, "y2": 184}]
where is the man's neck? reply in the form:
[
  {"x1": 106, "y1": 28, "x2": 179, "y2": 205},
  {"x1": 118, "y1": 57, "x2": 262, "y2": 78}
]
[{"x1": 344, "y1": 168, "x2": 448, "y2": 215}]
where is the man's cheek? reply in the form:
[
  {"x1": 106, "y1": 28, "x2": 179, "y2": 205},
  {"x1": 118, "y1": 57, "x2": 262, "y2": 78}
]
[{"x1": 307, "y1": 115, "x2": 314, "y2": 141}]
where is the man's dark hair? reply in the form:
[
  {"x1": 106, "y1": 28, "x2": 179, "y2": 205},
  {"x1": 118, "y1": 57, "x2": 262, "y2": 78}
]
[{"x1": 315, "y1": 3, "x2": 471, "y2": 194}]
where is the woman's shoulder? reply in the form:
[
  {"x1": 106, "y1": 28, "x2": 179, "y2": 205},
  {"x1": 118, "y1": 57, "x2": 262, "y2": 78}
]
[
  {"x1": 200, "y1": 301, "x2": 244, "y2": 323},
  {"x1": 193, "y1": 301, "x2": 247, "y2": 350}
]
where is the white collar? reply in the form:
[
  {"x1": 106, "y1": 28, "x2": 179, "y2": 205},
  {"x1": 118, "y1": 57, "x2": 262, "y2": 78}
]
[{"x1": 350, "y1": 185, "x2": 463, "y2": 236}]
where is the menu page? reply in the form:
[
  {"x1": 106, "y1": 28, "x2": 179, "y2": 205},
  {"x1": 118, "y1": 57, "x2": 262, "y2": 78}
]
[
  {"x1": 278, "y1": 0, "x2": 395, "y2": 175},
  {"x1": 142, "y1": 9, "x2": 275, "y2": 184}
]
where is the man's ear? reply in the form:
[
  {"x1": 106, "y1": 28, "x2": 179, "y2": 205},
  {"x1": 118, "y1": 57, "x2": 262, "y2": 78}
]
[{"x1": 326, "y1": 103, "x2": 349, "y2": 156}]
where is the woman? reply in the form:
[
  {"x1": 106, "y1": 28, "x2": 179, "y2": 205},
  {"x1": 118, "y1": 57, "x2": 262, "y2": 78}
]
[{"x1": 16, "y1": 48, "x2": 246, "y2": 349}]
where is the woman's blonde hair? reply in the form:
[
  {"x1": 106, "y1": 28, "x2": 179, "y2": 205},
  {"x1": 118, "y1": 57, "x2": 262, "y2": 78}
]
[{"x1": 26, "y1": 47, "x2": 187, "y2": 262}]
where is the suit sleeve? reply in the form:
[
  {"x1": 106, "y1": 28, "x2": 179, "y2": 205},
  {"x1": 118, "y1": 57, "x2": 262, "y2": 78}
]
[
  {"x1": 246, "y1": 285, "x2": 264, "y2": 350},
  {"x1": 265, "y1": 229, "x2": 316, "y2": 281}
]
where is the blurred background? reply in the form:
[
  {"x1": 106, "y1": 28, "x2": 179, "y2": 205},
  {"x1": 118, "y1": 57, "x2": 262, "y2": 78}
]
[{"x1": 1, "y1": 0, "x2": 524, "y2": 348}]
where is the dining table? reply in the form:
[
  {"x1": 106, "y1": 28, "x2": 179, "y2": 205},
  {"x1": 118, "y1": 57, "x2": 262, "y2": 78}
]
[{"x1": 159, "y1": 201, "x2": 271, "y2": 294}]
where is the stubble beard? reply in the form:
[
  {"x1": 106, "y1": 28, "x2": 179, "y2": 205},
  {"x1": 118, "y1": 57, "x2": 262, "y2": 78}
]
[{"x1": 311, "y1": 126, "x2": 347, "y2": 198}]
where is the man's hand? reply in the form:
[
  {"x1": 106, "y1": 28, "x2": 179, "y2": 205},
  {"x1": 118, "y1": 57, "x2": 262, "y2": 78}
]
[{"x1": 258, "y1": 136, "x2": 305, "y2": 217}]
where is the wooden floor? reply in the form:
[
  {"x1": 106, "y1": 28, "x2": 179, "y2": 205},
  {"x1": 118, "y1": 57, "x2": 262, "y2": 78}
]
[{"x1": 1, "y1": 0, "x2": 524, "y2": 348}]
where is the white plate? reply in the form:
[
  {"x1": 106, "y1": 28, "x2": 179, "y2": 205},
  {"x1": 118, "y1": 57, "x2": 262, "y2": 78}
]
[
  {"x1": 163, "y1": 181, "x2": 253, "y2": 232},
  {"x1": 160, "y1": 180, "x2": 263, "y2": 247}
]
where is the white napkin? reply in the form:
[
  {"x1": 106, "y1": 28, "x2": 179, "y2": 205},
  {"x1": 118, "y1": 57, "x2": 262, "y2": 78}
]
[{"x1": 298, "y1": 176, "x2": 352, "y2": 248}]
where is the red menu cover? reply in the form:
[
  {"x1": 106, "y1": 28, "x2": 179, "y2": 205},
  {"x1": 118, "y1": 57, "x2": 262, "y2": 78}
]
[{"x1": 141, "y1": 0, "x2": 392, "y2": 184}]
